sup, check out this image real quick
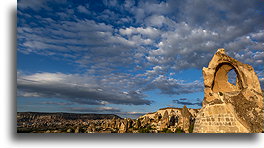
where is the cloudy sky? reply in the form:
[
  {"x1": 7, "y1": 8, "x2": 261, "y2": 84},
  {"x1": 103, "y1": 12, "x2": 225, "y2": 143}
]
[{"x1": 17, "y1": 0, "x2": 264, "y2": 118}]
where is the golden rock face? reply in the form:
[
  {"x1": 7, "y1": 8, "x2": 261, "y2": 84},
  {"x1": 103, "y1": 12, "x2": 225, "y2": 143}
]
[
  {"x1": 212, "y1": 63, "x2": 241, "y2": 93},
  {"x1": 194, "y1": 49, "x2": 263, "y2": 133}
]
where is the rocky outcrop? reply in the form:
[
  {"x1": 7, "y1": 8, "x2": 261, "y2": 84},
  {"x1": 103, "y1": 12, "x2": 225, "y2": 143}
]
[
  {"x1": 181, "y1": 105, "x2": 192, "y2": 133},
  {"x1": 194, "y1": 48, "x2": 263, "y2": 133},
  {"x1": 139, "y1": 107, "x2": 199, "y2": 133}
]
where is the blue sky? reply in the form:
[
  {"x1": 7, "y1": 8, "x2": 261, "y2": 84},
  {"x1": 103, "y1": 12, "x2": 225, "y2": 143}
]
[{"x1": 17, "y1": 0, "x2": 264, "y2": 118}]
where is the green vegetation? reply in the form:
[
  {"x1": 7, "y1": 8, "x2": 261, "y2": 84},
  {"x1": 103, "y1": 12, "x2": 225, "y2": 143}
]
[
  {"x1": 189, "y1": 124, "x2": 194, "y2": 133},
  {"x1": 138, "y1": 125, "x2": 153, "y2": 133},
  {"x1": 160, "y1": 128, "x2": 173, "y2": 133},
  {"x1": 175, "y1": 128, "x2": 185, "y2": 133}
]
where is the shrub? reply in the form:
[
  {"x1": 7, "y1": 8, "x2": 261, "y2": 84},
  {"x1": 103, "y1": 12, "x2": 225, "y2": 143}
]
[{"x1": 175, "y1": 128, "x2": 185, "y2": 133}]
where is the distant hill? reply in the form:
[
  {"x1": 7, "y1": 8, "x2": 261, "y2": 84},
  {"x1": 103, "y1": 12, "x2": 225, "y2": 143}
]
[{"x1": 17, "y1": 112, "x2": 122, "y2": 120}]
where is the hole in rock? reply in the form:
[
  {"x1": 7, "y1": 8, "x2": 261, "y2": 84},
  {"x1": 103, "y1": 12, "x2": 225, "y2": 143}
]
[
  {"x1": 212, "y1": 63, "x2": 242, "y2": 93},
  {"x1": 227, "y1": 69, "x2": 237, "y2": 85}
]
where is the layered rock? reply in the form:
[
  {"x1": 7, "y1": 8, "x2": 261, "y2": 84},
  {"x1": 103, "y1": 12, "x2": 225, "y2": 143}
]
[{"x1": 193, "y1": 48, "x2": 263, "y2": 133}]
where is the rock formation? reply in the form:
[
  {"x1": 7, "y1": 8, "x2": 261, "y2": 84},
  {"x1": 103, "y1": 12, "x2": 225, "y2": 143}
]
[
  {"x1": 17, "y1": 49, "x2": 263, "y2": 133},
  {"x1": 139, "y1": 107, "x2": 199, "y2": 133},
  {"x1": 181, "y1": 105, "x2": 192, "y2": 133},
  {"x1": 193, "y1": 48, "x2": 263, "y2": 133}
]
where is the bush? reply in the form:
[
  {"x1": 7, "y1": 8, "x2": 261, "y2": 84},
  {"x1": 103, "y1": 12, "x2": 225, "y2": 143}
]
[
  {"x1": 161, "y1": 128, "x2": 173, "y2": 133},
  {"x1": 189, "y1": 124, "x2": 194, "y2": 133},
  {"x1": 175, "y1": 128, "x2": 185, "y2": 133},
  {"x1": 138, "y1": 125, "x2": 152, "y2": 133}
]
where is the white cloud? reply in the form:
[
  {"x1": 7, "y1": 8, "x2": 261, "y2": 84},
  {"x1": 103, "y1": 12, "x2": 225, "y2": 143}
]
[
  {"x1": 144, "y1": 75, "x2": 203, "y2": 95},
  {"x1": 119, "y1": 26, "x2": 160, "y2": 38},
  {"x1": 77, "y1": 5, "x2": 90, "y2": 14},
  {"x1": 17, "y1": 0, "x2": 264, "y2": 98},
  {"x1": 146, "y1": 66, "x2": 164, "y2": 75},
  {"x1": 124, "y1": 0, "x2": 135, "y2": 8},
  {"x1": 18, "y1": 0, "x2": 48, "y2": 11},
  {"x1": 17, "y1": 72, "x2": 151, "y2": 105},
  {"x1": 103, "y1": 0, "x2": 118, "y2": 7},
  {"x1": 145, "y1": 15, "x2": 166, "y2": 27}
]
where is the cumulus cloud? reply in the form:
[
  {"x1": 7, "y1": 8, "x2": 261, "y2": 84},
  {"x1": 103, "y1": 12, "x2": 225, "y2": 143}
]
[
  {"x1": 144, "y1": 15, "x2": 175, "y2": 27},
  {"x1": 77, "y1": 5, "x2": 90, "y2": 14},
  {"x1": 18, "y1": 0, "x2": 67, "y2": 11},
  {"x1": 18, "y1": 0, "x2": 264, "y2": 73},
  {"x1": 18, "y1": 0, "x2": 48, "y2": 11},
  {"x1": 17, "y1": 72, "x2": 151, "y2": 105},
  {"x1": 144, "y1": 75, "x2": 203, "y2": 95},
  {"x1": 146, "y1": 66, "x2": 165, "y2": 76},
  {"x1": 17, "y1": 0, "x2": 264, "y2": 112},
  {"x1": 102, "y1": 0, "x2": 118, "y2": 7},
  {"x1": 17, "y1": 15, "x2": 144, "y2": 71},
  {"x1": 141, "y1": 0, "x2": 263, "y2": 74},
  {"x1": 119, "y1": 26, "x2": 160, "y2": 38}
]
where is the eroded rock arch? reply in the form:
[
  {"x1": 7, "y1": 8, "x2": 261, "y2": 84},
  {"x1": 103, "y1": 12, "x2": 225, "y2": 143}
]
[
  {"x1": 212, "y1": 62, "x2": 242, "y2": 93},
  {"x1": 193, "y1": 48, "x2": 263, "y2": 133}
]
